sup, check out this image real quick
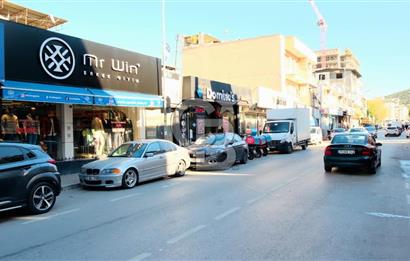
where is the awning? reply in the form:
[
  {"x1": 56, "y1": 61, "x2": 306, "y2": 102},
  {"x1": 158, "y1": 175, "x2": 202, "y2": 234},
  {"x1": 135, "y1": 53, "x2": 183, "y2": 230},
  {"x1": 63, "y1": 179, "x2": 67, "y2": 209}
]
[
  {"x1": 89, "y1": 89, "x2": 163, "y2": 108},
  {"x1": 1, "y1": 81, "x2": 94, "y2": 105}
]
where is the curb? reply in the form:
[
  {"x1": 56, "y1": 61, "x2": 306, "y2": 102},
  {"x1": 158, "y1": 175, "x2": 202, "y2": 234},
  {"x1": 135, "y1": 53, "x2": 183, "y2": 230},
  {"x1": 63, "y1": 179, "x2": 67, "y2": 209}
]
[{"x1": 62, "y1": 183, "x2": 81, "y2": 191}]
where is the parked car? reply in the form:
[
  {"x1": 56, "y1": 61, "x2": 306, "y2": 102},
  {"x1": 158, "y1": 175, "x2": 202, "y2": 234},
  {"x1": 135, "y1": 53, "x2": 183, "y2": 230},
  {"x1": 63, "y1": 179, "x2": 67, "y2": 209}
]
[
  {"x1": 79, "y1": 140, "x2": 190, "y2": 188},
  {"x1": 324, "y1": 133, "x2": 382, "y2": 174},
  {"x1": 310, "y1": 127, "x2": 323, "y2": 145},
  {"x1": 0, "y1": 143, "x2": 61, "y2": 214},
  {"x1": 364, "y1": 125, "x2": 378, "y2": 139},
  {"x1": 385, "y1": 126, "x2": 401, "y2": 137},
  {"x1": 406, "y1": 127, "x2": 410, "y2": 138},
  {"x1": 188, "y1": 133, "x2": 248, "y2": 170},
  {"x1": 329, "y1": 128, "x2": 346, "y2": 139}
]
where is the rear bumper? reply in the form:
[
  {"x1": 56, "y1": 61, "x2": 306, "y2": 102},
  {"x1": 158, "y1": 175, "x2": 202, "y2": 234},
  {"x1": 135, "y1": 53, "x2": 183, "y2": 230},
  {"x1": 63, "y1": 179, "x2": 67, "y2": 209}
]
[
  {"x1": 79, "y1": 174, "x2": 123, "y2": 188},
  {"x1": 324, "y1": 156, "x2": 373, "y2": 168}
]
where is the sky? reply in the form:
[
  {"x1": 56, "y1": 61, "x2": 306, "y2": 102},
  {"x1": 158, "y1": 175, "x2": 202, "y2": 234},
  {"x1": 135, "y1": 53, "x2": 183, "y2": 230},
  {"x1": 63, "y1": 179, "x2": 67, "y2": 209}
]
[{"x1": 12, "y1": 0, "x2": 410, "y2": 98}]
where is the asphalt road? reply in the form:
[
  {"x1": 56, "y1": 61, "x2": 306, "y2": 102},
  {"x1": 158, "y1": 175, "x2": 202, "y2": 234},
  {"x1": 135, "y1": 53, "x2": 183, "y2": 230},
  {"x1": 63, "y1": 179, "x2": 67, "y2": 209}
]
[{"x1": 1, "y1": 132, "x2": 410, "y2": 260}]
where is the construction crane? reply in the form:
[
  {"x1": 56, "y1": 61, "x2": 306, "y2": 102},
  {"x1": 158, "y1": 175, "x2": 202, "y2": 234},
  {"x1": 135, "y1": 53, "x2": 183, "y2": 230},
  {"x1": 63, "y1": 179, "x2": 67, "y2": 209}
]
[{"x1": 308, "y1": 0, "x2": 328, "y2": 50}]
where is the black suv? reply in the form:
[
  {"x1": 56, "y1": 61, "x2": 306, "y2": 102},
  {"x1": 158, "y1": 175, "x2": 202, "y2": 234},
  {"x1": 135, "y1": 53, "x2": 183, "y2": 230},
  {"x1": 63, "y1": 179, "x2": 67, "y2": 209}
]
[{"x1": 0, "y1": 143, "x2": 61, "y2": 214}]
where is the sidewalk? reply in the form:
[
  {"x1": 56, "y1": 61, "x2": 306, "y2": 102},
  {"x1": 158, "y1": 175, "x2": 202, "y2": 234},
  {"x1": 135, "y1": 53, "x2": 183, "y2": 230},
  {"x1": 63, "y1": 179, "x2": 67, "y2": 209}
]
[{"x1": 60, "y1": 173, "x2": 81, "y2": 190}]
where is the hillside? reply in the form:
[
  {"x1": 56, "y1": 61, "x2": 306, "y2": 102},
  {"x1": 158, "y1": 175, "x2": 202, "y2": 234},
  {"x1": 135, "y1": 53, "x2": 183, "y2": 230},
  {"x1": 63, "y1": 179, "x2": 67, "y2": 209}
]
[{"x1": 386, "y1": 89, "x2": 410, "y2": 106}]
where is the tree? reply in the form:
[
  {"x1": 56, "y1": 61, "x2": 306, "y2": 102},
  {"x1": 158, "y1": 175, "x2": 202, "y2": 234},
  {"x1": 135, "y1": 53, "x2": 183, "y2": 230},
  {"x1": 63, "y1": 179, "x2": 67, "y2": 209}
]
[{"x1": 367, "y1": 98, "x2": 389, "y2": 123}]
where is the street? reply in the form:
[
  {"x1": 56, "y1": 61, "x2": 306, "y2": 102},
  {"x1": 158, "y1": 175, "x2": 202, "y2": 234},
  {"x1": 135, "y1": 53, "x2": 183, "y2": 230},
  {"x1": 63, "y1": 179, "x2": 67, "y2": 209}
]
[{"x1": 1, "y1": 134, "x2": 410, "y2": 260}]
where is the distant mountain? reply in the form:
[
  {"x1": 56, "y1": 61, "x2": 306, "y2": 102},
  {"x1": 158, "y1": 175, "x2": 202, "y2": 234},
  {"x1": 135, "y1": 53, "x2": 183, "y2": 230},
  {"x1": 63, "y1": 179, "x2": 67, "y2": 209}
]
[{"x1": 386, "y1": 89, "x2": 410, "y2": 106}]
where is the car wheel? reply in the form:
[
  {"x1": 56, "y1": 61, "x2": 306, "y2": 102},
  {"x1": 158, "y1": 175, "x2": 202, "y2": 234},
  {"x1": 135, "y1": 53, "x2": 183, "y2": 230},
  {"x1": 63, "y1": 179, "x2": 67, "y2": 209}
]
[
  {"x1": 240, "y1": 150, "x2": 248, "y2": 164},
  {"x1": 262, "y1": 148, "x2": 268, "y2": 156},
  {"x1": 324, "y1": 165, "x2": 332, "y2": 173},
  {"x1": 175, "y1": 160, "x2": 187, "y2": 177},
  {"x1": 122, "y1": 169, "x2": 138, "y2": 189},
  {"x1": 301, "y1": 142, "x2": 307, "y2": 150},
  {"x1": 368, "y1": 163, "x2": 377, "y2": 174},
  {"x1": 28, "y1": 182, "x2": 56, "y2": 215},
  {"x1": 286, "y1": 143, "x2": 293, "y2": 154}
]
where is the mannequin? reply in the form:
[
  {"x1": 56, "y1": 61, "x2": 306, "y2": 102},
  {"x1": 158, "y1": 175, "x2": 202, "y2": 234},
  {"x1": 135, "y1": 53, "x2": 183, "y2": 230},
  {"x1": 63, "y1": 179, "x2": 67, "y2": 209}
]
[
  {"x1": 41, "y1": 111, "x2": 60, "y2": 158},
  {"x1": 102, "y1": 112, "x2": 112, "y2": 153},
  {"x1": 1, "y1": 108, "x2": 19, "y2": 141},
  {"x1": 91, "y1": 116, "x2": 105, "y2": 157},
  {"x1": 23, "y1": 113, "x2": 37, "y2": 145},
  {"x1": 111, "y1": 112, "x2": 125, "y2": 149}
]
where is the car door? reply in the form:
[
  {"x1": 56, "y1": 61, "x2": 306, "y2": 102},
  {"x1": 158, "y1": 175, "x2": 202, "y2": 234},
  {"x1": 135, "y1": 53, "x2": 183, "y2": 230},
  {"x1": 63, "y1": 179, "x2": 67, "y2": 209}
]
[
  {"x1": 233, "y1": 134, "x2": 245, "y2": 161},
  {"x1": 0, "y1": 146, "x2": 29, "y2": 207},
  {"x1": 139, "y1": 142, "x2": 167, "y2": 180},
  {"x1": 160, "y1": 141, "x2": 178, "y2": 175},
  {"x1": 290, "y1": 122, "x2": 297, "y2": 144}
]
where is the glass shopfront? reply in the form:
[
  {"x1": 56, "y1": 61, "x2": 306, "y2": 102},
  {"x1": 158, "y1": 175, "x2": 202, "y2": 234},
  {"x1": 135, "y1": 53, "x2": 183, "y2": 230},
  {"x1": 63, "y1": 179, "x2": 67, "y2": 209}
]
[{"x1": 0, "y1": 101, "x2": 60, "y2": 159}]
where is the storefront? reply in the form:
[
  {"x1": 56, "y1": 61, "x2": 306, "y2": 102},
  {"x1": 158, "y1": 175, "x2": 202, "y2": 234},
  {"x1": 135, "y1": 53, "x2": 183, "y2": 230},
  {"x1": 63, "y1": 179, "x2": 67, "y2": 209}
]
[
  {"x1": 0, "y1": 20, "x2": 163, "y2": 161},
  {"x1": 177, "y1": 76, "x2": 238, "y2": 145}
]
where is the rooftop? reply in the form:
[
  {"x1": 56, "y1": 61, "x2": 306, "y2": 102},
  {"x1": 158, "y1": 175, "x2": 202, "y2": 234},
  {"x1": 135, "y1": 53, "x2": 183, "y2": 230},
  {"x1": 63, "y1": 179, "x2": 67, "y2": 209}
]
[{"x1": 0, "y1": 0, "x2": 67, "y2": 30}]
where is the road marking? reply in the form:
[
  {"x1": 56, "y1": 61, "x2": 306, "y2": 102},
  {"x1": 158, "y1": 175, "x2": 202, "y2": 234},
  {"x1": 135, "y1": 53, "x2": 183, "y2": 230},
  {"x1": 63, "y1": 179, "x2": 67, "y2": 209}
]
[
  {"x1": 161, "y1": 182, "x2": 181, "y2": 188},
  {"x1": 110, "y1": 193, "x2": 141, "y2": 202},
  {"x1": 166, "y1": 225, "x2": 206, "y2": 245},
  {"x1": 128, "y1": 252, "x2": 152, "y2": 261},
  {"x1": 246, "y1": 194, "x2": 267, "y2": 205},
  {"x1": 366, "y1": 212, "x2": 410, "y2": 220},
  {"x1": 213, "y1": 207, "x2": 241, "y2": 221},
  {"x1": 23, "y1": 208, "x2": 80, "y2": 224}
]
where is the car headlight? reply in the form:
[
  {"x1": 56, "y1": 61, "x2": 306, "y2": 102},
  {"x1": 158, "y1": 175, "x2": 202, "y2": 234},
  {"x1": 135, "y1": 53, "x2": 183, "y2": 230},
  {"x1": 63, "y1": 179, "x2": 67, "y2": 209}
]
[{"x1": 100, "y1": 168, "x2": 122, "y2": 175}]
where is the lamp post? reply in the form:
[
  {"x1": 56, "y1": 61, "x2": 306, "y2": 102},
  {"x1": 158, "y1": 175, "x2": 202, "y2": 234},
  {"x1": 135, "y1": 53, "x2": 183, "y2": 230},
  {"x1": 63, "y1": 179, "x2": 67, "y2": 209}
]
[{"x1": 161, "y1": 0, "x2": 168, "y2": 141}]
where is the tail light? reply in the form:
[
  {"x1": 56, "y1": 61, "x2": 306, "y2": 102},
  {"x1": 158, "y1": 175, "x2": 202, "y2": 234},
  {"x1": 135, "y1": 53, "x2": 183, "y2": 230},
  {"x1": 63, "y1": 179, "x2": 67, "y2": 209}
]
[
  {"x1": 48, "y1": 159, "x2": 57, "y2": 164},
  {"x1": 246, "y1": 136, "x2": 255, "y2": 144},
  {"x1": 361, "y1": 148, "x2": 373, "y2": 156},
  {"x1": 324, "y1": 146, "x2": 332, "y2": 156}
]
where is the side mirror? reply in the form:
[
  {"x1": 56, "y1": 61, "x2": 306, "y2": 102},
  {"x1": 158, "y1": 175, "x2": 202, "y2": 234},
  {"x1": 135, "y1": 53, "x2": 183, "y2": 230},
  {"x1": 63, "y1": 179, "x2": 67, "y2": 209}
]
[
  {"x1": 376, "y1": 142, "x2": 382, "y2": 146},
  {"x1": 145, "y1": 152, "x2": 154, "y2": 158}
]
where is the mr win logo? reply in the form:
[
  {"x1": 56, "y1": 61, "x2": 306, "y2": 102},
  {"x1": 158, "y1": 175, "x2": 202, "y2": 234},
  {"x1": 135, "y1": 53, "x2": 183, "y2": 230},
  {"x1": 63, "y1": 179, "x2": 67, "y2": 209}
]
[{"x1": 39, "y1": 37, "x2": 75, "y2": 80}]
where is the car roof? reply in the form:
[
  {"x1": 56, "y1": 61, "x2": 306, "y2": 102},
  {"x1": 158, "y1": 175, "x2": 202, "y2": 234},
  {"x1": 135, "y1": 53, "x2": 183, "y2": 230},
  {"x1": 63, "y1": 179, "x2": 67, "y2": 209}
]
[
  {"x1": 0, "y1": 142, "x2": 41, "y2": 150},
  {"x1": 122, "y1": 139, "x2": 175, "y2": 144}
]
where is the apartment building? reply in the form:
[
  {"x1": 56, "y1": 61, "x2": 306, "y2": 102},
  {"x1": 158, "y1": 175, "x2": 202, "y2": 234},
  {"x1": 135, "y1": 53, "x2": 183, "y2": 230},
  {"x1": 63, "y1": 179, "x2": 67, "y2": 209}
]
[
  {"x1": 182, "y1": 33, "x2": 319, "y2": 126},
  {"x1": 315, "y1": 48, "x2": 365, "y2": 131},
  {"x1": 385, "y1": 98, "x2": 409, "y2": 123}
]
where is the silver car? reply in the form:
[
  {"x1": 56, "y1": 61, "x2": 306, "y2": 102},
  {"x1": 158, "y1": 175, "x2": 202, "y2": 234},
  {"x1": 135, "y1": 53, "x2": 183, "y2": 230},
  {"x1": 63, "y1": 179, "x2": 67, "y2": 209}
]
[{"x1": 79, "y1": 139, "x2": 191, "y2": 188}]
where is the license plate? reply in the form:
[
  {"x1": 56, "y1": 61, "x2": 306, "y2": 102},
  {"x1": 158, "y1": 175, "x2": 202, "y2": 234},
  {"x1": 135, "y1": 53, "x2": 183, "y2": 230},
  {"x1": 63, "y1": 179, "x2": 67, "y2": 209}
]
[
  {"x1": 338, "y1": 150, "x2": 355, "y2": 155},
  {"x1": 86, "y1": 176, "x2": 98, "y2": 181}
]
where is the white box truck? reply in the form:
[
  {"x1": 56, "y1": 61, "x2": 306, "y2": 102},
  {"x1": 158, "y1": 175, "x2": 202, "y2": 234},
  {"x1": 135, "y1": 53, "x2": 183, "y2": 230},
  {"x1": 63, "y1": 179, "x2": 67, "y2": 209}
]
[{"x1": 263, "y1": 108, "x2": 311, "y2": 153}]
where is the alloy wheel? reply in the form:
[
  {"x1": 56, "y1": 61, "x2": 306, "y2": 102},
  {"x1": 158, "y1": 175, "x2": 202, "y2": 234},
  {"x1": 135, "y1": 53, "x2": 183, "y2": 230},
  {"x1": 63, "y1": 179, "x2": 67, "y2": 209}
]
[
  {"x1": 123, "y1": 169, "x2": 138, "y2": 188},
  {"x1": 32, "y1": 184, "x2": 55, "y2": 212},
  {"x1": 176, "y1": 160, "x2": 186, "y2": 176}
]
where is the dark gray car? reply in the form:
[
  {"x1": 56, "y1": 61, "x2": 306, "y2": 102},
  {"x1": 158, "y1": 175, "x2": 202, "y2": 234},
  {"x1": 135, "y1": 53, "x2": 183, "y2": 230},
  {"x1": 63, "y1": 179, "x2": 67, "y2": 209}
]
[{"x1": 0, "y1": 143, "x2": 61, "y2": 214}]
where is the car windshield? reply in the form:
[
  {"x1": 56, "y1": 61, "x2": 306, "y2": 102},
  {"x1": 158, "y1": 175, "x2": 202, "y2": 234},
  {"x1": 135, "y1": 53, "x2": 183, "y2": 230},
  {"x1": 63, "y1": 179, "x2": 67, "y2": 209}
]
[
  {"x1": 333, "y1": 128, "x2": 345, "y2": 133},
  {"x1": 349, "y1": 128, "x2": 364, "y2": 132},
  {"x1": 264, "y1": 122, "x2": 290, "y2": 133},
  {"x1": 387, "y1": 127, "x2": 397, "y2": 130},
  {"x1": 365, "y1": 126, "x2": 376, "y2": 131},
  {"x1": 310, "y1": 128, "x2": 317, "y2": 134},
  {"x1": 332, "y1": 134, "x2": 367, "y2": 145},
  {"x1": 195, "y1": 134, "x2": 227, "y2": 146},
  {"x1": 109, "y1": 143, "x2": 147, "y2": 157}
]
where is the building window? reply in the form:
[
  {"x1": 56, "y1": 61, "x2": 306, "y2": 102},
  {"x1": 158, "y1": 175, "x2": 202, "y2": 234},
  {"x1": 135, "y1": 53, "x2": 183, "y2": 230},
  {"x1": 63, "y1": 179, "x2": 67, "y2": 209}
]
[
  {"x1": 316, "y1": 64, "x2": 322, "y2": 69},
  {"x1": 319, "y1": 74, "x2": 326, "y2": 80},
  {"x1": 341, "y1": 63, "x2": 345, "y2": 68},
  {"x1": 336, "y1": 73, "x2": 343, "y2": 79},
  {"x1": 317, "y1": 57, "x2": 321, "y2": 62}
]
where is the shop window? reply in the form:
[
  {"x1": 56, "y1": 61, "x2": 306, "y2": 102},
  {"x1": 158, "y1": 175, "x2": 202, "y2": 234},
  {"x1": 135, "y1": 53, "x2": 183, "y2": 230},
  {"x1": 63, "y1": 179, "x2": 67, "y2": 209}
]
[
  {"x1": 73, "y1": 106, "x2": 134, "y2": 159},
  {"x1": 1, "y1": 102, "x2": 60, "y2": 160}
]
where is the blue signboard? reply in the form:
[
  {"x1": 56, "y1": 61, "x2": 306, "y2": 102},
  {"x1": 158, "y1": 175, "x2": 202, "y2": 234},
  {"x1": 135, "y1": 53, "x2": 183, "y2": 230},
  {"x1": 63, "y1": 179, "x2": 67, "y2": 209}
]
[
  {"x1": 2, "y1": 81, "x2": 94, "y2": 105},
  {"x1": 90, "y1": 89, "x2": 163, "y2": 108}
]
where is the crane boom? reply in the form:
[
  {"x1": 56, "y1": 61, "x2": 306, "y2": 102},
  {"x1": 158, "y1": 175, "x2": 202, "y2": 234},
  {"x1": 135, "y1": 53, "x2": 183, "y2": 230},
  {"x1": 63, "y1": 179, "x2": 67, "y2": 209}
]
[{"x1": 308, "y1": 0, "x2": 327, "y2": 50}]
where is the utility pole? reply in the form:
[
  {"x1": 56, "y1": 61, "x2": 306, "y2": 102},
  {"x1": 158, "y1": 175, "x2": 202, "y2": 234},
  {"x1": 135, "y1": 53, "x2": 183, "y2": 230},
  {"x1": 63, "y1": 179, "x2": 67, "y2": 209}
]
[{"x1": 161, "y1": 0, "x2": 168, "y2": 141}]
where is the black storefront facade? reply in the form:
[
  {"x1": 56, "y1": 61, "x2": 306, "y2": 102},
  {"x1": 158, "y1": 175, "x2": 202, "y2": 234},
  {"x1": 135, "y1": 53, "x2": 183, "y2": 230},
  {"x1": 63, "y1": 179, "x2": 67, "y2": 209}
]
[
  {"x1": 177, "y1": 76, "x2": 239, "y2": 146},
  {"x1": 0, "y1": 20, "x2": 164, "y2": 166}
]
